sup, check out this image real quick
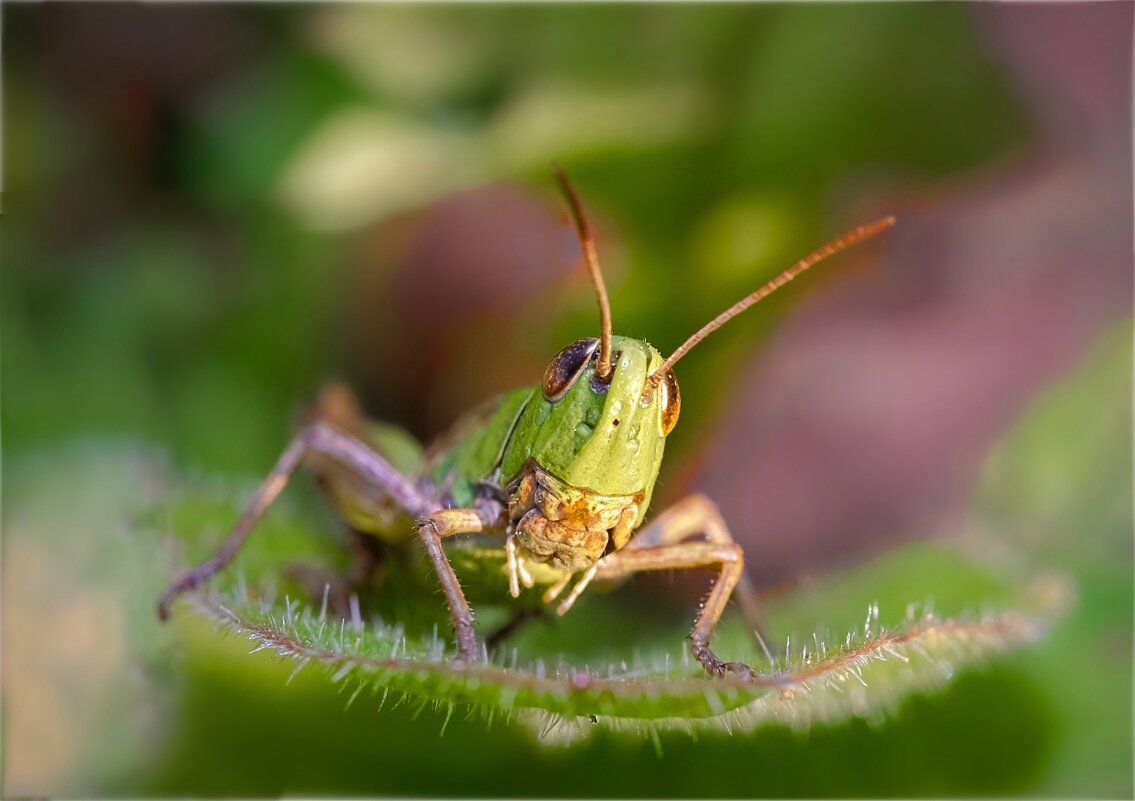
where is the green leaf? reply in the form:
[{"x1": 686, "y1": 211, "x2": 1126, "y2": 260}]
[{"x1": 149, "y1": 456, "x2": 1067, "y2": 740}]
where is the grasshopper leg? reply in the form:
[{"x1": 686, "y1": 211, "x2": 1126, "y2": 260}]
[
  {"x1": 597, "y1": 493, "x2": 765, "y2": 680},
  {"x1": 157, "y1": 421, "x2": 433, "y2": 620},
  {"x1": 624, "y1": 493, "x2": 771, "y2": 651},
  {"x1": 415, "y1": 508, "x2": 499, "y2": 661}
]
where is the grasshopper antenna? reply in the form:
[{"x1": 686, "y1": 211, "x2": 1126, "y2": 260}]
[
  {"x1": 644, "y1": 216, "x2": 896, "y2": 396},
  {"x1": 554, "y1": 165, "x2": 614, "y2": 381}
]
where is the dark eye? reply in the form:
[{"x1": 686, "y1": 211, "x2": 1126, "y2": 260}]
[
  {"x1": 658, "y1": 369, "x2": 681, "y2": 435},
  {"x1": 542, "y1": 338, "x2": 600, "y2": 401}
]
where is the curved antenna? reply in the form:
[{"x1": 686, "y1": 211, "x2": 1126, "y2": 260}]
[
  {"x1": 644, "y1": 215, "x2": 896, "y2": 396},
  {"x1": 554, "y1": 165, "x2": 614, "y2": 381}
]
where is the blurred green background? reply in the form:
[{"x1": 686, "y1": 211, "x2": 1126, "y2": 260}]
[{"x1": 3, "y1": 3, "x2": 1131, "y2": 797}]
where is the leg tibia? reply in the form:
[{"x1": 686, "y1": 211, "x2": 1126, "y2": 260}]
[{"x1": 415, "y1": 509, "x2": 492, "y2": 661}]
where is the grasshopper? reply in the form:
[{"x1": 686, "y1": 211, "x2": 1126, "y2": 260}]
[{"x1": 158, "y1": 168, "x2": 894, "y2": 679}]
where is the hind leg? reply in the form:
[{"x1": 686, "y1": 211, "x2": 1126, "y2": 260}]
[
  {"x1": 159, "y1": 422, "x2": 502, "y2": 660},
  {"x1": 157, "y1": 422, "x2": 434, "y2": 620}
]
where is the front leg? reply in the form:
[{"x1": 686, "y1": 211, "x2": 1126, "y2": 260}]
[
  {"x1": 597, "y1": 493, "x2": 762, "y2": 680},
  {"x1": 414, "y1": 508, "x2": 497, "y2": 662},
  {"x1": 625, "y1": 493, "x2": 770, "y2": 645}
]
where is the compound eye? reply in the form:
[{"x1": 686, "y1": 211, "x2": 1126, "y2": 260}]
[
  {"x1": 658, "y1": 369, "x2": 681, "y2": 436},
  {"x1": 543, "y1": 338, "x2": 600, "y2": 401}
]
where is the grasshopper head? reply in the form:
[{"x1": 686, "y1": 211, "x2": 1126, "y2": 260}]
[
  {"x1": 499, "y1": 334, "x2": 676, "y2": 568},
  {"x1": 521, "y1": 334, "x2": 678, "y2": 501}
]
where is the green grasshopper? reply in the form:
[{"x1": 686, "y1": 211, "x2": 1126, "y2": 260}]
[{"x1": 158, "y1": 168, "x2": 893, "y2": 679}]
